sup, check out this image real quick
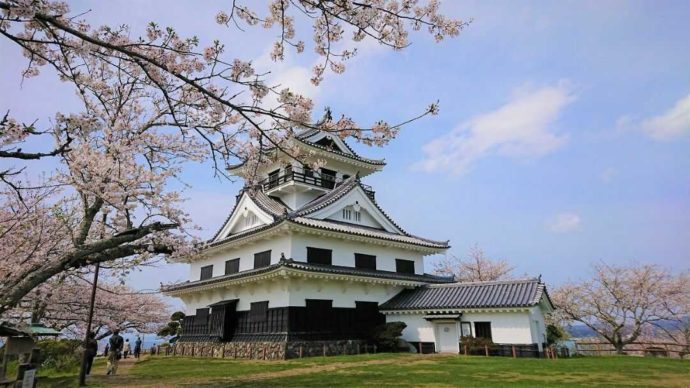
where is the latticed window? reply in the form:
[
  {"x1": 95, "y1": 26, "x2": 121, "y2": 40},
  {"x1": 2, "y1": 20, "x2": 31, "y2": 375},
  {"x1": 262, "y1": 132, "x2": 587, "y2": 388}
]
[
  {"x1": 200, "y1": 265, "x2": 213, "y2": 280},
  {"x1": 395, "y1": 259, "x2": 415, "y2": 274},
  {"x1": 249, "y1": 301, "x2": 268, "y2": 323},
  {"x1": 254, "y1": 250, "x2": 271, "y2": 268},
  {"x1": 307, "y1": 247, "x2": 332, "y2": 265},
  {"x1": 225, "y1": 258, "x2": 240, "y2": 275},
  {"x1": 474, "y1": 322, "x2": 492, "y2": 340},
  {"x1": 355, "y1": 253, "x2": 376, "y2": 270},
  {"x1": 354, "y1": 211, "x2": 361, "y2": 222},
  {"x1": 342, "y1": 209, "x2": 352, "y2": 220}
]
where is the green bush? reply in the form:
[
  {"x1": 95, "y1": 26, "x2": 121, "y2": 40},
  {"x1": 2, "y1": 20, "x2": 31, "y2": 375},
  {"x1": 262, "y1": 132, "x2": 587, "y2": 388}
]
[
  {"x1": 36, "y1": 339, "x2": 82, "y2": 372},
  {"x1": 460, "y1": 336, "x2": 494, "y2": 348},
  {"x1": 546, "y1": 324, "x2": 567, "y2": 345},
  {"x1": 372, "y1": 321, "x2": 407, "y2": 351}
]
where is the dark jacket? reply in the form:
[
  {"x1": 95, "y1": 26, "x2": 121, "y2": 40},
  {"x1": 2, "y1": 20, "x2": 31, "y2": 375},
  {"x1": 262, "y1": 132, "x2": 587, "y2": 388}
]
[
  {"x1": 109, "y1": 333, "x2": 124, "y2": 353},
  {"x1": 85, "y1": 338, "x2": 98, "y2": 357}
]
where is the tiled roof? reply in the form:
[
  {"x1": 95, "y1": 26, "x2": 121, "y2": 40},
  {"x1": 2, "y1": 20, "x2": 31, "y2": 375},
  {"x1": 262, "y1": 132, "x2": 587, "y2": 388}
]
[
  {"x1": 295, "y1": 129, "x2": 384, "y2": 165},
  {"x1": 295, "y1": 138, "x2": 386, "y2": 166},
  {"x1": 209, "y1": 175, "x2": 450, "y2": 249},
  {"x1": 379, "y1": 279, "x2": 553, "y2": 311},
  {"x1": 291, "y1": 175, "x2": 360, "y2": 216},
  {"x1": 291, "y1": 218, "x2": 449, "y2": 249},
  {"x1": 162, "y1": 259, "x2": 454, "y2": 293}
]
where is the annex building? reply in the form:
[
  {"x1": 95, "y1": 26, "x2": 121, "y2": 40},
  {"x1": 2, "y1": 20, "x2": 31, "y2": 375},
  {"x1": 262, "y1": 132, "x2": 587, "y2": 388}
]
[{"x1": 162, "y1": 129, "x2": 554, "y2": 359}]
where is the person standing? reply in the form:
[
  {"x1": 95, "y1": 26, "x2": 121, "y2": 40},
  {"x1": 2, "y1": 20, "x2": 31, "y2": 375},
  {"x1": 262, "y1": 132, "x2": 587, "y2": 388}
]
[
  {"x1": 84, "y1": 332, "x2": 98, "y2": 376},
  {"x1": 134, "y1": 336, "x2": 142, "y2": 359},
  {"x1": 123, "y1": 339, "x2": 131, "y2": 359},
  {"x1": 106, "y1": 329, "x2": 124, "y2": 376}
]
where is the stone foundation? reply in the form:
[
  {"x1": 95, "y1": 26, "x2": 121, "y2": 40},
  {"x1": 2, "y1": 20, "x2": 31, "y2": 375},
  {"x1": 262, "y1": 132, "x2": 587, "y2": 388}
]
[{"x1": 171, "y1": 340, "x2": 370, "y2": 360}]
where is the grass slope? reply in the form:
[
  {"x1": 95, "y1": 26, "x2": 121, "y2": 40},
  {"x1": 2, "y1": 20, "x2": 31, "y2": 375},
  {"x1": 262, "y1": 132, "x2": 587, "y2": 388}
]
[{"x1": 38, "y1": 353, "x2": 690, "y2": 387}]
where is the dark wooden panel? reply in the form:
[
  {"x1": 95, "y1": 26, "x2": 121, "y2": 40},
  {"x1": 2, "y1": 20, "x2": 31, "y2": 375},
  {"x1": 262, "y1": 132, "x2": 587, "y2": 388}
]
[
  {"x1": 395, "y1": 259, "x2": 415, "y2": 274},
  {"x1": 200, "y1": 265, "x2": 213, "y2": 280},
  {"x1": 474, "y1": 322, "x2": 492, "y2": 340},
  {"x1": 254, "y1": 250, "x2": 271, "y2": 269},
  {"x1": 225, "y1": 258, "x2": 240, "y2": 275},
  {"x1": 355, "y1": 254, "x2": 376, "y2": 270},
  {"x1": 307, "y1": 247, "x2": 332, "y2": 265}
]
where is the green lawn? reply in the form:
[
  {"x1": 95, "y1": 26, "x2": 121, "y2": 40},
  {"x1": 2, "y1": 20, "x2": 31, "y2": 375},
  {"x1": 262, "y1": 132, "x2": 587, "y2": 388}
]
[{"x1": 38, "y1": 353, "x2": 690, "y2": 387}]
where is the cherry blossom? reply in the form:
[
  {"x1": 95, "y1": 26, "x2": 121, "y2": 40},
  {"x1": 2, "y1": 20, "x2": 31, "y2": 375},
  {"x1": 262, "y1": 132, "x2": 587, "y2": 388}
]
[{"x1": 0, "y1": 0, "x2": 465, "y2": 316}]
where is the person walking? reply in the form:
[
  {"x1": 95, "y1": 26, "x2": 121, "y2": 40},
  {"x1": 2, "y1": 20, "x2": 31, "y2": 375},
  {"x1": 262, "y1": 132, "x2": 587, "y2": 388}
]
[
  {"x1": 84, "y1": 332, "x2": 98, "y2": 376},
  {"x1": 106, "y1": 329, "x2": 124, "y2": 376},
  {"x1": 134, "y1": 336, "x2": 142, "y2": 359},
  {"x1": 123, "y1": 339, "x2": 131, "y2": 359}
]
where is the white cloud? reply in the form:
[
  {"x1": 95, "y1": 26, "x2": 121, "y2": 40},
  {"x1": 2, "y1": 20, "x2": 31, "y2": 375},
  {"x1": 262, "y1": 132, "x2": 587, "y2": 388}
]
[
  {"x1": 619, "y1": 94, "x2": 690, "y2": 141},
  {"x1": 414, "y1": 80, "x2": 575, "y2": 175},
  {"x1": 548, "y1": 212, "x2": 581, "y2": 233},
  {"x1": 641, "y1": 94, "x2": 690, "y2": 140}
]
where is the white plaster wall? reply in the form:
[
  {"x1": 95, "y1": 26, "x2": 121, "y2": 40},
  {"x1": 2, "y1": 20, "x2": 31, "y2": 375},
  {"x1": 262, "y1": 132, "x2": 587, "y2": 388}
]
[
  {"x1": 178, "y1": 278, "x2": 401, "y2": 314},
  {"x1": 286, "y1": 279, "x2": 403, "y2": 308},
  {"x1": 179, "y1": 279, "x2": 291, "y2": 314},
  {"x1": 458, "y1": 312, "x2": 534, "y2": 344},
  {"x1": 289, "y1": 234, "x2": 425, "y2": 274},
  {"x1": 529, "y1": 306, "x2": 547, "y2": 344},
  {"x1": 386, "y1": 314, "x2": 436, "y2": 342},
  {"x1": 189, "y1": 235, "x2": 292, "y2": 280},
  {"x1": 386, "y1": 310, "x2": 539, "y2": 346}
]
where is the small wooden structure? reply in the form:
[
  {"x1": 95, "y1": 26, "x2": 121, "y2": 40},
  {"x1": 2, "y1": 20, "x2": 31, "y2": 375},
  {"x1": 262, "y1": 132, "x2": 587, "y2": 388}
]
[{"x1": 0, "y1": 322, "x2": 60, "y2": 387}]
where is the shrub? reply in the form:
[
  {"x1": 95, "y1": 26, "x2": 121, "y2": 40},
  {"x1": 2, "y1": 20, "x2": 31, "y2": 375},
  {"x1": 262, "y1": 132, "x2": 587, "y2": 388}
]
[
  {"x1": 36, "y1": 339, "x2": 82, "y2": 372},
  {"x1": 372, "y1": 321, "x2": 407, "y2": 351},
  {"x1": 546, "y1": 324, "x2": 567, "y2": 345},
  {"x1": 459, "y1": 336, "x2": 494, "y2": 349}
]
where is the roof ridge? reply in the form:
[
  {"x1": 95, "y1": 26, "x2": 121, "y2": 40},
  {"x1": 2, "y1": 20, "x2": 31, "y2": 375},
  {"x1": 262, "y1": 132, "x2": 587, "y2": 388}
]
[{"x1": 425, "y1": 277, "x2": 541, "y2": 288}]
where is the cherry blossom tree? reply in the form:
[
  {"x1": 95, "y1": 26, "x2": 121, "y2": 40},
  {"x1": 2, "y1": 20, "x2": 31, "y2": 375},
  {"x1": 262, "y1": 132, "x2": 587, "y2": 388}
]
[
  {"x1": 552, "y1": 262, "x2": 690, "y2": 354},
  {"x1": 0, "y1": 1, "x2": 467, "y2": 316},
  {"x1": 434, "y1": 244, "x2": 514, "y2": 282},
  {"x1": 6, "y1": 273, "x2": 170, "y2": 339}
]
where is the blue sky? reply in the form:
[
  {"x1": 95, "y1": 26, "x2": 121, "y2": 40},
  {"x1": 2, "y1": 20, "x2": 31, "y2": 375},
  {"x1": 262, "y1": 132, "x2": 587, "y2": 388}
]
[{"x1": 1, "y1": 1, "x2": 689, "y2": 294}]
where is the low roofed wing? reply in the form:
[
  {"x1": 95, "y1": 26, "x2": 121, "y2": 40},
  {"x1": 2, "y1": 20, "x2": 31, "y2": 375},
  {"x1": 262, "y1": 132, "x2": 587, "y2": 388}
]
[{"x1": 380, "y1": 278, "x2": 552, "y2": 311}]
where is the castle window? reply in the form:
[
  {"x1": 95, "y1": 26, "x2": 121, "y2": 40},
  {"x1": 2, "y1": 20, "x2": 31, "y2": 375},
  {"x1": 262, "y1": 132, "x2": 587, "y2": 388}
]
[
  {"x1": 249, "y1": 301, "x2": 269, "y2": 323},
  {"x1": 254, "y1": 250, "x2": 271, "y2": 269},
  {"x1": 354, "y1": 211, "x2": 361, "y2": 222},
  {"x1": 355, "y1": 253, "x2": 376, "y2": 270},
  {"x1": 200, "y1": 265, "x2": 213, "y2": 280},
  {"x1": 474, "y1": 322, "x2": 492, "y2": 340},
  {"x1": 342, "y1": 209, "x2": 352, "y2": 220},
  {"x1": 225, "y1": 258, "x2": 240, "y2": 275},
  {"x1": 307, "y1": 247, "x2": 332, "y2": 265},
  {"x1": 395, "y1": 259, "x2": 415, "y2": 274}
]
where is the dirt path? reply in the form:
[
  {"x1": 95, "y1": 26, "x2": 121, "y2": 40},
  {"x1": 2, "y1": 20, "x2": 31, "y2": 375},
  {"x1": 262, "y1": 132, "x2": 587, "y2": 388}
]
[{"x1": 86, "y1": 355, "x2": 143, "y2": 386}]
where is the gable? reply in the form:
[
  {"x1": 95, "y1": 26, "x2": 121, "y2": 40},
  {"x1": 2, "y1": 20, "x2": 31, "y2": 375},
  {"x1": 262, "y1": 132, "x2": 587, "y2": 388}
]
[
  {"x1": 308, "y1": 186, "x2": 404, "y2": 234},
  {"x1": 213, "y1": 193, "x2": 275, "y2": 241},
  {"x1": 300, "y1": 132, "x2": 354, "y2": 156}
]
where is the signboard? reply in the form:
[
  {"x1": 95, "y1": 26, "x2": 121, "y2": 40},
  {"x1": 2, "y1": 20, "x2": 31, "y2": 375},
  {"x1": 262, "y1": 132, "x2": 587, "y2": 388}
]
[
  {"x1": 5, "y1": 337, "x2": 34, "y2": 356},
  {"x1": 22, "y1": 368, "x2": 36, "y2": 388}
]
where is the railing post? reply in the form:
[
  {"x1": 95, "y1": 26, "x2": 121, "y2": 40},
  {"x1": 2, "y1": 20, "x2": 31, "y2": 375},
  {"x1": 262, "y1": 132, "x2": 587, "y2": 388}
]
[
  {"x1": 512, "y1": 346, "x2": 516, "y2": 358},
  {"x1": 484, "y1": 345, "x2": 489, "y2": 357},
  {"x1": 464, "y1": 345, "x2": 468, "y2": 356}
]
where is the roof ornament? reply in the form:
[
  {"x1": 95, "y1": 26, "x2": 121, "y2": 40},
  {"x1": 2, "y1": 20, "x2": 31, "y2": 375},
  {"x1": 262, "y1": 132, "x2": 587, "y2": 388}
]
[
  {"x1": 279, "y1": 252, "x2": 287, "y2": 263},
  {"x1": 316, "y1": 106, "x2": 332, "y2": 126},
  {"x1": 353, "y1": 201, "x2": 361, "y2": 212}
]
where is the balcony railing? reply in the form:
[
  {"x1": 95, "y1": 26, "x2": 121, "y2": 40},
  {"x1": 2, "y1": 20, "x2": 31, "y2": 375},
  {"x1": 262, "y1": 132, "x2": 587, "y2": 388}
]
[{"x1": 258, "y1": 168, "x2": 375, "y2": 200}]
